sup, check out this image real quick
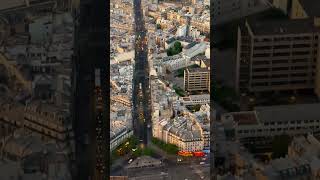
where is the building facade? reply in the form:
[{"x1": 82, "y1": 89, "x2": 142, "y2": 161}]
[
  {"x1": 236, "y1": 19, "x2": 320, "y2": 96},
  {"x1": 184, "y1": 67, "x2": 210, "y2": 92},
  {"x1": 221, "y1": 104, "x2": 320, "y2": 143}
]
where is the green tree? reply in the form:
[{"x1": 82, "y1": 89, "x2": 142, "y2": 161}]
[
  {"x1": 173, "y1": 41, "x2": 182, "y2": 51},
  {"x1": 167, "y1": 41, "x2": 182, "y2": 56},
  {"x1": 156, "y1": 24, "x2": 161, "y2": 29},
  {"x1": 151, "y1": 137, "x2": 179, "y2": 154},
  {"x1": 143, "y1": 148, "x2": 154, "y2": 156},
  {"x1": 133, "y1": 148, "x2": 142, "y2": 157}
]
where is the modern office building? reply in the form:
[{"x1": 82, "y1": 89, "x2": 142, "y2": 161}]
[
  {"x1": 184, "y1": 67, "x2": 210, "y2": 92},
  {"x1": 236, "y1": 18, "x2": 320, "y2": 96}
]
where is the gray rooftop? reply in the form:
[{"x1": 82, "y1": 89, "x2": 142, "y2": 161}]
[
  {"x1": 248, "y1": 18, "x2": 320, "y2": 35},
  {"x1": 255, "y1": 103, "x2": 320, "y2": 123}
]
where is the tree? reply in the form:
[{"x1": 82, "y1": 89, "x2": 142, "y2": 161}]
[
  {"x1": 167, "y1": 41, "x2": 182, "y2": 56},
  {"x1": 156, "y1": 24, "x2": 161, "y2": 29}
]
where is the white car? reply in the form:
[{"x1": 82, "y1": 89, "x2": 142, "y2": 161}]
[
  {"x1": 199, "y1": 162, "x2": 205, "y2": 165},
  {"x1": 128, "y1": 159, "x2": 133, "y2": 164}
]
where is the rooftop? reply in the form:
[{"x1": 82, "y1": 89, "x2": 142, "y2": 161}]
[
  {"x1": 231, "y1": 112, "x2": 258, "y2": 125},
  {"x1": 248, "y1": 18, "x2": 320, "y2": 35},
  {"x1": 186, "y1": 67, "x2": 209, "y2": 73},
  {"x1": 255, "y1": 103, "x2": 320, "y2": 123}
]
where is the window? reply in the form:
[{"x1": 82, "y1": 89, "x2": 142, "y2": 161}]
[
  {"x1": 273, "y1": 52, "x2": 290, "y2": 56},
  {"x1": 293, "y1": 44, "x2": 310, "y2": 48},
  {"x1": 292, "y1": 51, "x2": 310, "y2": 56},
  {"x1": 272, "y1": 67, "x2": 289, "y2": 71}
]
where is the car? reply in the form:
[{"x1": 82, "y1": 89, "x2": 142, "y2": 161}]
[
  {"x1": 200, "y1": 162, "x2": 205, "y2": 165},
  {"x1": 128, "y1": 159, "x2": 133, "y2": 164}
]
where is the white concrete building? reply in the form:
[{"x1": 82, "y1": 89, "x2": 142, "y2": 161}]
[
  {"x1": 189, "y1": 26, "x2": 201, "y2": 39},
  {"x1": 176, "y1": 25, "x2": 187, "y2": 37},
  {"x1": 162, "y1": 54, "x2": 195, "y2": 71},
  {"x1": 184, "y1": 42, "x2": 207, "y2": 59},
  {"x1": 205, "y1": 46, "x2": 210, "y2": 59}
]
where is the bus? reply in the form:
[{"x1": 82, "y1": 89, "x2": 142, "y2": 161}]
[
  {"x1": 178, "y1": 151, "x2": 205, "y2": 157},
  {"x1": 193, "y1": 151, "x2": 205, "y2": 157},
  {"x1": 178, "y1": 151, "x2": 193, "y2": 157}
]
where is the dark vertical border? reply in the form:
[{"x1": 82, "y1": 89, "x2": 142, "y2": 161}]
[
  {"x1": 210, "y1": 0, "x2": 216, "y2": 179},
  {"x1": 91, "y1": 0, "x2": 110, "y2": 179},
  {"x1": 73, "y1": 0, "x2": 109, "y2": 179},
  {"x1": 106, "y1": 0, "x2": 111, "y2": 178}
]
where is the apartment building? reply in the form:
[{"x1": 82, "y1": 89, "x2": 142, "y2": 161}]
[
  {"x1": 0, "y1": 100, "x2": 72, "y2": 143},
  {"x1": 154, "y1": 115, "x2": 204, "y2": 152},
  {"x1": 23, "y1": 101, "x2": 72, "y2": 142},
  {"x1": 110, "y1": 128, "x2": 133, "y2": 151},
  {"x1": 184, "y1": 67, "x2": 210, "y2": 92},
  {"x1": 221, "y1": 103, "x2": 320, "y2": 142},
  {"x1": 236, "y1": 18, "x2": 320, "y2": 96},
  {"x1": 180, "y1": 94, "x2": 210, "y2": 106},
  {"x1": 162, "y1": 54, "x2": 195, "y2": 71}
]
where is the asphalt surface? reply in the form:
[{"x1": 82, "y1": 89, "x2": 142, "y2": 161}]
[{"x1": 132, "y1": 0, "x2": 152, "y2": 146}]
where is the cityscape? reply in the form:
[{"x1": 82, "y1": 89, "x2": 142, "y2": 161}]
[
  {"x1": 0, "y1": 0, "x2": 320, "y2": 180},
  {"x1": 110, "y1": 0, "x2": 210, "y2": 179}
]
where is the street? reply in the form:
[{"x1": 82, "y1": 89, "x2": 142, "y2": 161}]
[{"x1": 132, "y1": 0, "x2": 152, "y2": 146}]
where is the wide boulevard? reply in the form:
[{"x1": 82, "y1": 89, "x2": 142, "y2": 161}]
[{"x1": 132, "y1": 0, "x2": 152, "y2": 146}]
